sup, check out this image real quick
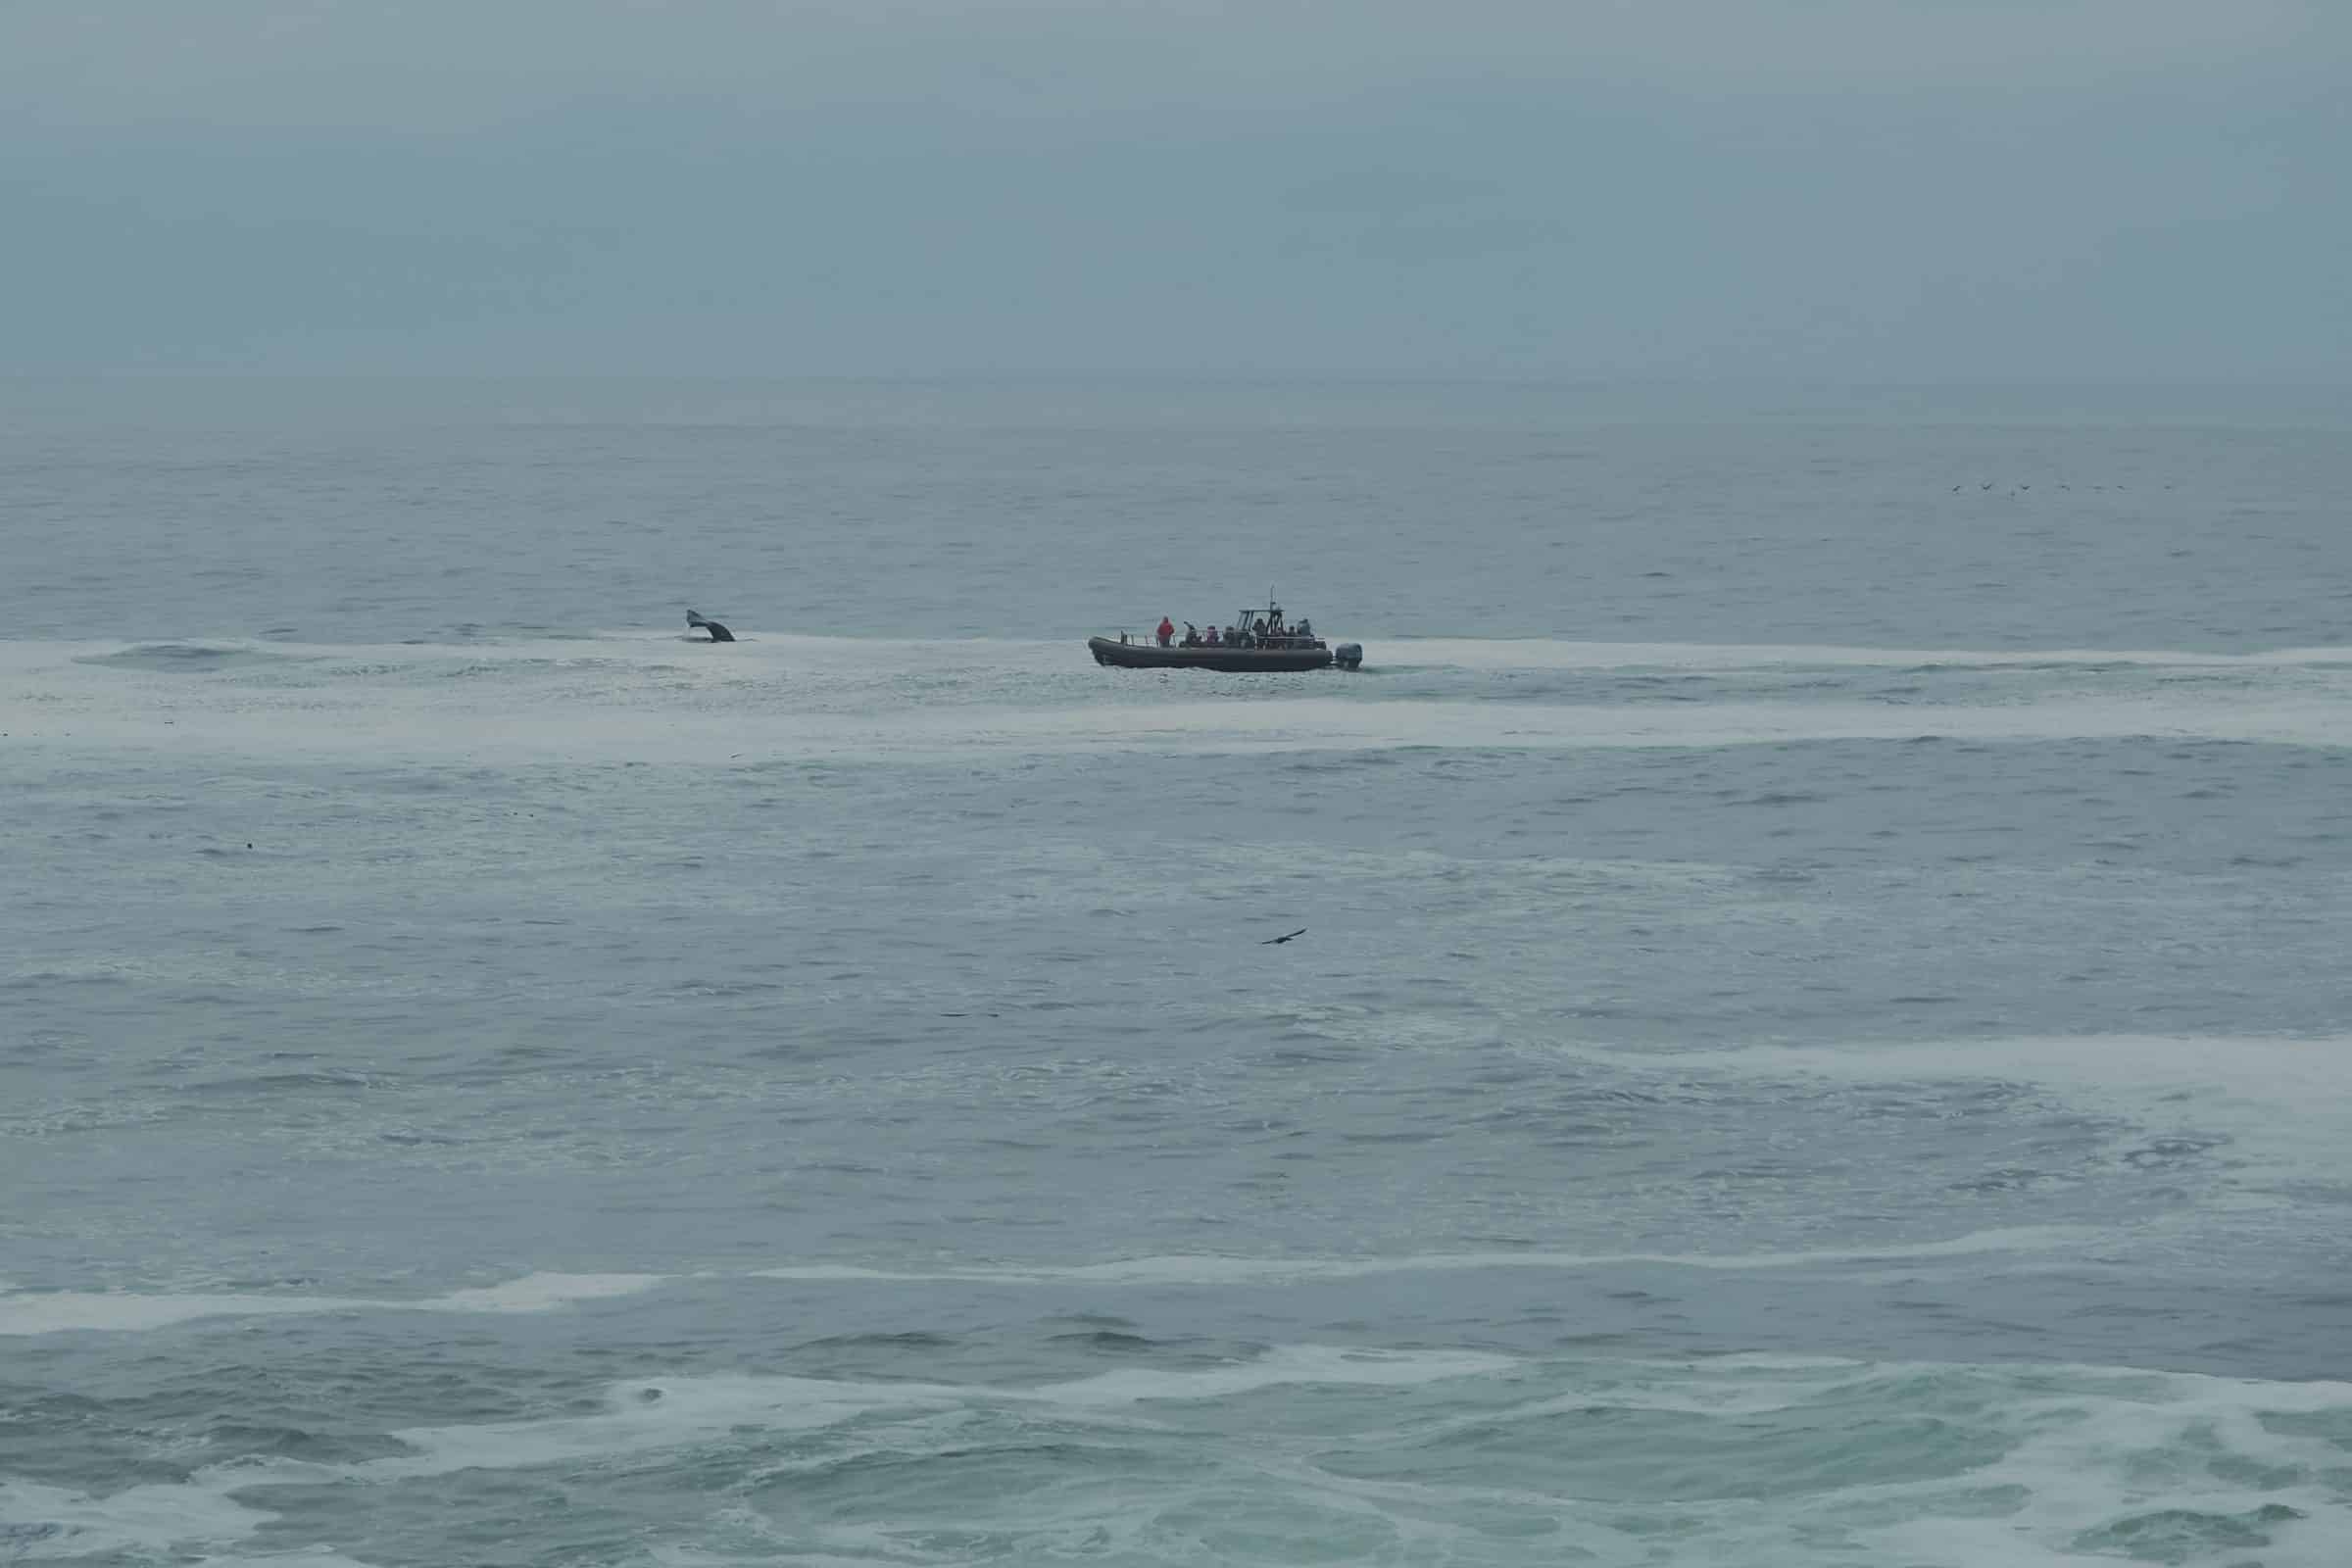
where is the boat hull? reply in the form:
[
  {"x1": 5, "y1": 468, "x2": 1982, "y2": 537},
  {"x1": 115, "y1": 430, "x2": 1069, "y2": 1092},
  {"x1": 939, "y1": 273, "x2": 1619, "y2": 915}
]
[{"x1": 1089, "y1": 637, "x2": 1334, "y2": 672}]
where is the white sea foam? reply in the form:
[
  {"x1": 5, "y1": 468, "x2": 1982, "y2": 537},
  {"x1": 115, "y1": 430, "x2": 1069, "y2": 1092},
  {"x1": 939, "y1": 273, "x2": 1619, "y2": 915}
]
[
  {"x1": 1036, "y1": 1346, "x2": 1514, "y2": 1405},
  {"x1": 15, "y1": 690, "x2": 2348, "y2": 761},
  {"x1": 648, "y1": 1551, "x2": 891, "y2": 1568},
  {"x1": 1378, "y1": 637, "x2": 2352, "y2": 671},
  {"x1": 10, "y1": 1352, "x2": 2347, "y2": 1566},
  {"x1": 1619, "y1": 1033, "x2": 2352, "y2": 1196},
  {"x1": 419, "y1": 1272, "x2": 668, "y2": 1313},
  {"x1": 1850, "y1": 1364, "x2": 2352, "y2": 1568},
  {"x1": 368, "y1": 1376, "x2": 957, "y2": 1479},
  {"x1": 9, "y1": 635, "x2": 2351, "y2": 765},
  {"x1": 593, "y1": 630, "x2": 2352, "y2": 678},
  {"x1": 45, "y1": 631, "x2": 2342, "y2": 674},
  {"x1": 751, "y1": 1226, "x2": 2092, "y2": 1288},
  {"x1": 0, "y1": 1271, "x2": 667, "y2": 1337},
  {"x1": 0, "y1": 1478, "x2": 272, "y2": 1560},
  {"x1": 0, "y1": 1292, "x2": 359, "y2": 1336},
  {"x1": 1262, "y1": 1355, "x2": 2352, "y2": 1567},
  {"x1": 0, "y1": 1233, "x2": 2080, "y2": 1339},
  {"x1": 342, "y1": 1347, "x2": 1513, "y2": 1482}
]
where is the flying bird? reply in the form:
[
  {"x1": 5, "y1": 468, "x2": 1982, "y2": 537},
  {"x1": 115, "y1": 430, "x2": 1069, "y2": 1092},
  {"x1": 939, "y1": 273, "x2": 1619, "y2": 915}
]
[{"x1": 1261, "y1": 928, "x2": 1307, "y2": 946}]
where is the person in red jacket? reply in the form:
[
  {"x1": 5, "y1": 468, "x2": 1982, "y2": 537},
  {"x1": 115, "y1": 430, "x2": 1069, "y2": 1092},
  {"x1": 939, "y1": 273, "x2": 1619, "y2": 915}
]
[{"x1": 1157, "y1": 615, "x2": 1175, "y2": 647}]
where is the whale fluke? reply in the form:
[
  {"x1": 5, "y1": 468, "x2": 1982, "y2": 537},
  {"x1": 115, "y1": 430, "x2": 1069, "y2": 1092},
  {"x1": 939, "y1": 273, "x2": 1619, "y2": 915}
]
[{"x1": 687, "y1": 611, "x2": 735, "y2": 643}]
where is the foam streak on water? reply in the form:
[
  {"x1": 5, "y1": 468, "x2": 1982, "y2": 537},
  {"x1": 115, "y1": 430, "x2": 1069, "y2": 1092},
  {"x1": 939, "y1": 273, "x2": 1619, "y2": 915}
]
[{"x1": 4, "y1": 378, "x2": 2350, "y2": 1565}]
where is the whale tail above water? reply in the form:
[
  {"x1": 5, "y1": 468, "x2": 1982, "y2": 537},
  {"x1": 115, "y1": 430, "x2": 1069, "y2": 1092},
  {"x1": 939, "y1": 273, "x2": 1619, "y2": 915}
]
[{"x1": 686, "y1": 611, "x2": 736, "y2": 643}]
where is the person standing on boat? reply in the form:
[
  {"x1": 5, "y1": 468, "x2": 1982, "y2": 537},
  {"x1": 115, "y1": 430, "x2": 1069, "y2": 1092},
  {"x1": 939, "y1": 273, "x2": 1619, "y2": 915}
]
[{"x1": 1157, "y1": 615, "x2": 1174, "y2": 647}]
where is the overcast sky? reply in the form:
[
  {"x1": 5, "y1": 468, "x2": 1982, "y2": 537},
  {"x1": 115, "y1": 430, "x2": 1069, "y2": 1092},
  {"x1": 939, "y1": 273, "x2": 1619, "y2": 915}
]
[{"x1": 4, "y1": 1, "x2": 2346, "y2": 377}]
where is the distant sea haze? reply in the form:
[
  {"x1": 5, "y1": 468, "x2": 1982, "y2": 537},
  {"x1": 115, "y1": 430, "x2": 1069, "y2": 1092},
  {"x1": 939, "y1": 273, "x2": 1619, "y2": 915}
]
[{"x1": 4, "y1": 378, "x2": 2349, "y2": 1565}]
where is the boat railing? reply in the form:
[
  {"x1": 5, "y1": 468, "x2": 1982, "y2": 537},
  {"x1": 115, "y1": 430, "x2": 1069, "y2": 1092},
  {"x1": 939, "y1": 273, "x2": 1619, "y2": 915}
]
[
  {"x1": 1104, "y1": 629, "x2": 1217, "y2": 648},
  {"x1": 1097, "y1": 628, "x2": 1327, "y2": 652}
]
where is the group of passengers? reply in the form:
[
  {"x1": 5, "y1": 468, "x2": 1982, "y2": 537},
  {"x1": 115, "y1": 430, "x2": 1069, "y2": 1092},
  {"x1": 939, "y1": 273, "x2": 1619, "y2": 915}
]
[{"x1": 1156, "y1": 610, "x2": 1314, "y2": 649}]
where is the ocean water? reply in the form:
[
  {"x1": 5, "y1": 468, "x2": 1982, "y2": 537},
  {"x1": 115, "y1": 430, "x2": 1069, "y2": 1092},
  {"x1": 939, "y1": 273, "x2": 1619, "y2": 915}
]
[{"x1": 4, "y1": 377, "x2": 2351, "y2": 1566}]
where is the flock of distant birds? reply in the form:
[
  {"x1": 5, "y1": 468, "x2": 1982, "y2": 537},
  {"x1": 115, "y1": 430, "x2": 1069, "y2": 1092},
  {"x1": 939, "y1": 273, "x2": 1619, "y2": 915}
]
[{"x1": 1950, "y1": 482, "x2": 2176, "y2": 493}]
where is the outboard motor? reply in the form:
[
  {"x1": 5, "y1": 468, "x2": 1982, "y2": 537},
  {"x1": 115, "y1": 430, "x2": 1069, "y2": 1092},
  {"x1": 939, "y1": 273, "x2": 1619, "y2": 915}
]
[{"x1": 1334, "y1": 643, "x2": 1363, "y2": 670}]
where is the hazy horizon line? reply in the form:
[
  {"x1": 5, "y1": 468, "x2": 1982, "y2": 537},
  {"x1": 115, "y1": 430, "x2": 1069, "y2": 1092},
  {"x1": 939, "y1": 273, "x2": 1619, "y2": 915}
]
[{"x1": 15, "y1": 369, "x2": 2352, "y2": 390}]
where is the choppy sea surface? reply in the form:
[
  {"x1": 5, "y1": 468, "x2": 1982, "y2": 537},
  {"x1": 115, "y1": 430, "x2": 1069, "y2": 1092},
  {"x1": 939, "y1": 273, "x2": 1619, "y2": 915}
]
[{"x1": 4, "y1": 377, "x2": 2351, "y2": 1566}]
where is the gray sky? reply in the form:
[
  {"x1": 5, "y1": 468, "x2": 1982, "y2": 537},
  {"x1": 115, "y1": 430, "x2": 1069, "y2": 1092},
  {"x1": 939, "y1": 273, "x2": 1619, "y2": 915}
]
[{"x1": 5, "y1": 1, "x2": 2346, "y2": 376}]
